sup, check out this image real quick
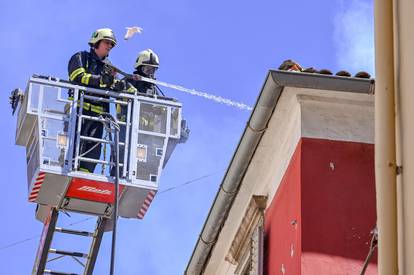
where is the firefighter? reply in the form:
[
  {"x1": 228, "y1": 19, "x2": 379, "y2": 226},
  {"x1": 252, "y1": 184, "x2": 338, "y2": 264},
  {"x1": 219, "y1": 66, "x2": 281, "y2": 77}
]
[
  {"x1": 116, "y1": 49, "x2": 161, "y2": 125},
  {"x1": 111, "y1": 49, "x2": 161, "y2": 176},
  {"x1": 131, "y1": 49, "x2": 163, "y2": 131},
  {"x1": 130, "y1": 49, "x2": 161, "y2": 94},
  {"x1": 68, "y1": 28, "x2": 127, "y2": 173}
]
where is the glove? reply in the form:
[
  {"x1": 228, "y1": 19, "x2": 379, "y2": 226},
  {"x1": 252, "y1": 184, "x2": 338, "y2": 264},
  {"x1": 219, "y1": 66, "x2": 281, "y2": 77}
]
[
  {"x1": 100, "y1": 72, "x2": 114, "y2": 86},
  {"x1": 113, "y1": 80, "x2": 127, "y2": 91},
  {"x1": 132, "y1": 74, "x2": 142, "y2": 81}
]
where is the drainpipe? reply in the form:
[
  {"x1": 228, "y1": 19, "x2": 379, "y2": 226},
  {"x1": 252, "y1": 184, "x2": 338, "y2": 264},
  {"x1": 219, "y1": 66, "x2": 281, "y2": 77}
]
[{"x1": 374, "y1": 0, "x2": 398, "y2": 274}]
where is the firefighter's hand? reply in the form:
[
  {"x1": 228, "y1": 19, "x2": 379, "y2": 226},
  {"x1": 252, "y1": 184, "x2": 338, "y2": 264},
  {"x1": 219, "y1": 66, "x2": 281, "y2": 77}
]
[
  {"x1": 132, "y1": 74, "x2": 142, "y2": 81},
  {"x1": 101, "y1": 72, "x2": 114, "y2": 86},
  {"x1": 113, "y1": 80, "x2": 127, "y2": 92}
]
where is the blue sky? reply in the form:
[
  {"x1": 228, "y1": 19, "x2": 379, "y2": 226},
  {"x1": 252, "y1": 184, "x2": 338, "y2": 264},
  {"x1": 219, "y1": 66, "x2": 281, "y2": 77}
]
[{"x1": 0, "y1": 0, "x2": 374, "y2": 274}]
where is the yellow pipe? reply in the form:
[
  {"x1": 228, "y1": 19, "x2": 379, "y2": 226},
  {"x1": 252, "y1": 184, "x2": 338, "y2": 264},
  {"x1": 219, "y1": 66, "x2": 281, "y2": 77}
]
[{"x1": 374, "y1": 0, "x2": 398, "y2": 274}]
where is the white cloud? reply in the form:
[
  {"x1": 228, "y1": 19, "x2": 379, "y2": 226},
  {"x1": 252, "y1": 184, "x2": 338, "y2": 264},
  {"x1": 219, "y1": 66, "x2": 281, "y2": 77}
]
[{"x1": 333, "y1": 0, "x2": 375, "y2": 75}]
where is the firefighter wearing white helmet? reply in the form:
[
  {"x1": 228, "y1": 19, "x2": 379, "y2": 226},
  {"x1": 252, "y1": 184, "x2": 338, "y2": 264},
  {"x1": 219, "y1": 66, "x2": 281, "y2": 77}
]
[
  {"x1": 124, "y1": 49, "x2": 162, "y2": 96},
  {"x1": 134, "y1": 49, "x2": 160, "y2": 79},
  {"x1": 67, "y1": 28, "x2": 127, "y2": 173},
  {"x1": 111, "y1": 49, "x2": 161, "y2": 175}
]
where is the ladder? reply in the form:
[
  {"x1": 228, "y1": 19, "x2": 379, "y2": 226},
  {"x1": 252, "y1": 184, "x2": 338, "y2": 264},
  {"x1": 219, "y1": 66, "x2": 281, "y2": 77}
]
[
  {"x1": 73, "y1": 91, "x2": 131, "y2": 177},
  {"x1": 32, "y1": 208, "x2": 109, "y2": 275}
]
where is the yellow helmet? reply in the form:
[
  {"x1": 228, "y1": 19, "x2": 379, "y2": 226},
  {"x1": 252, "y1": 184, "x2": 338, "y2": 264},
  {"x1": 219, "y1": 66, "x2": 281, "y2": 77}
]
[
  {"x1": 88, "y1": 28, "x2": 117, "y2": 47},
  {"x1": 134, "y1": 49, "x2": 159, "y2": 69}
]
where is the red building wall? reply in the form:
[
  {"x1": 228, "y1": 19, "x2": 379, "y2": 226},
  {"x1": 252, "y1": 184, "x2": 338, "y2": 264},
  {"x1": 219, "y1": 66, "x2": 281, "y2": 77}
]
[
  {"x1": 265, "y1": 138, "x2": 377, "y2": 275},
  {"x1": 264, "y1": 141, "x2": 302, "y2": 275}
]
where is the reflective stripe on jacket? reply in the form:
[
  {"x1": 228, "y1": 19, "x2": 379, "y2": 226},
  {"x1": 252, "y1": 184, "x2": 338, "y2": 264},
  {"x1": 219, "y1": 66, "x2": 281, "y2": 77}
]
[
  {"x1": 68, "y1": 96, "x2": 105, "y2": 114},
  {"x1": 68, "y1": 50, "x2": 111, "y2": 88},
  {"x1": 68, "y1": 49, "x2": 111, "y2": 114}
]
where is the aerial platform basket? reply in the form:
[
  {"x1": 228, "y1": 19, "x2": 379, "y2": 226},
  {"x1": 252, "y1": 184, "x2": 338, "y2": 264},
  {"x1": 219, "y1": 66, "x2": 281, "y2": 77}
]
[{"x1": 15, "y1": 75, "x2": 187, "y2": 221}]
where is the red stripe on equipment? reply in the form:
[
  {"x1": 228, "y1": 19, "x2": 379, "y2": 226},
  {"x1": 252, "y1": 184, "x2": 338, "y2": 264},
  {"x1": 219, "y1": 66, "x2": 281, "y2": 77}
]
[
  {"x1": 136, "y1": 190, "x2": 157, "y2": 219},
  {"x1": 29, "y1": 193, "x2": 38, "y2": 198},
  {"x1": 32, "y1": 186, "x2": 41, "y2": 191},
  {"x1": 147, "y1": 192, "x2": 156, "y2": 200},
  {"x1": 146, "y1": 195, "x2": 154, "y2": 202},
  {"x1": 138, "y1": 209, "x2": 146, "y2": 216},
  {"x1": 34, "y1": 181, "x2": 43, "y2": 186},
  {"x1": 29, "y1": 195, "x2": 38, "y2": 201}
]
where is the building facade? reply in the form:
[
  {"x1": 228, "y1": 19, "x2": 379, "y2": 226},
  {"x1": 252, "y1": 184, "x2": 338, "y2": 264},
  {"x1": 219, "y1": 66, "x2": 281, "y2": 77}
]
[{"x1": 186, "y1": 71, "x2": 377, "y2": 274}]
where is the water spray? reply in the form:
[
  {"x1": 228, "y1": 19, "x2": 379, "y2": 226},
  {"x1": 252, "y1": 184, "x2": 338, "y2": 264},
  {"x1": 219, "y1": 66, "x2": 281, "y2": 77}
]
[{"x1": 105, "y1": 62, "x2": 253, "y2": 111}]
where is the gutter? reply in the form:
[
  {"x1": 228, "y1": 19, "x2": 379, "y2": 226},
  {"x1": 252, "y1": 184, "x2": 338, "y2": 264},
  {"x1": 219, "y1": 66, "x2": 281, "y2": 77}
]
[
  {"x1": 185, "y1": 70, "x2": 281, "y2": 274},
  {"x1": 185, "y1": 70, "x2": 373, "y2": 274}
]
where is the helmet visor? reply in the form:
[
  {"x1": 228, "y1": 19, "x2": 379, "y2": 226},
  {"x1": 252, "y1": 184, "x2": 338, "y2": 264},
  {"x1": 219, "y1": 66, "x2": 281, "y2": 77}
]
[
  {"x1": 142, "y1": 65, "x2": 158, "y2": 77},
  {"x1": 103, "y1": 38, "x2": 116, "y2": 47}
]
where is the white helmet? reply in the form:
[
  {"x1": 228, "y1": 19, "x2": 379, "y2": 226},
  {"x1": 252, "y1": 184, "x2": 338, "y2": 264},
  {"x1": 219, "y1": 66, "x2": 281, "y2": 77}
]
[
  {"x1": 88, "y1": 28, "x2": 117, "y2": 47},
  {"x1": 134, "y1": 49, "x2": 159, "y2": 69}
]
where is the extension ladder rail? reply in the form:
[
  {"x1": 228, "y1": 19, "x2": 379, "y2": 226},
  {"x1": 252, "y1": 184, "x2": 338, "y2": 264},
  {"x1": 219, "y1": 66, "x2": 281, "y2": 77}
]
[{"x1": 33, "y1": 208, "x2": 107, "y2": 275}]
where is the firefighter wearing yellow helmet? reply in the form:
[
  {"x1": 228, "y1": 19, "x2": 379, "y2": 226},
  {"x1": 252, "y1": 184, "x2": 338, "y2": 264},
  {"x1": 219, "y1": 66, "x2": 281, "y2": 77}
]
[
  {"x1": 68, "y1": 28, "x2": 119, "y2": 89},
  {"x1": 67, "y1": 28, "x2": 128, "y2": 173},
  {"x1": 88, "y1": 28, "x2": 117, "y2": 48}
]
